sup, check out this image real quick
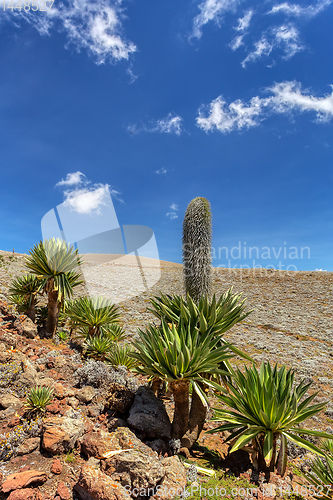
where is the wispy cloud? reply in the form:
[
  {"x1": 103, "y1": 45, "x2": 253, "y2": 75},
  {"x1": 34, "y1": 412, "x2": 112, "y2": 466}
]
[
  {"x1": 229, "y1": 9, "x2": 253, "y2": 50},
  {"x1": 155, "y1": 168, "x2": 168, "y2": 174},
  {"x1": 192, "y1": 0, "x2": 241, "y2": 39},
  {"x1": 241, "y1": 24, "x2": 304, "y2": 67},
  {"x1": 235, "y1": 9, "x2": 253, "y2": 31},
  {"x1": 190, "y1": 0, "x2": 330, "y2": 66},
  {"x1": 56, "y1": 171, "x2": 86, "y2": 187},
  {"x1": 197, "y1": 81, "x2": 333, "y2": 133},
  {"x1": 268, "y1": 0, "x2": 332, "y2": 18},
  {"x1": 2, "y1": 0, "x2": 136, "y2": 65},
  {"x1": 128, "y1": 113, "x2": 184, "y2": 136},
  {"x1": 166, "y1": 203, "x2": 179, "y2": 220},
  {"x1": 56, "y1": 172, "x2": 122, "y2": 214}
]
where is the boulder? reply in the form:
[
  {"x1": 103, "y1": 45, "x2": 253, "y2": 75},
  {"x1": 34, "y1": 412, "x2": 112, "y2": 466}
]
[
  {"x1": 0, "y1": 394, "x2": 22, "y2": 410},
  {"x1": 13, "y1": 316, "x2": 38, "y2": 339},
  {"x1": 1, "y1": 470, "x2": 47, "y2": 493},
  {"x1": 14, "y1": 359, "x2": 39, "y2": 393},
  {"x1": 7, "y1": 489, "x2": 44, "y2": 500},
  {"x1": 74, "y1": 464, "x2": 132, "y2": 500},
  {"x1": 42, "y1": 415, "x2": 84, "y2": 454},
  {"x1": 152, "y1": 456, "x2": 187, "y2": 499},
  {"x1": 76, "y1": 386, "x2": 95, "y2": 404},
  {"x1": 17, "y1": 437, "x2": 40, "y2": 456},
  {"x1": 106, "y1": 383, "x2": 134, "y2": 414},
  {"x1": 127, "y1": 387, "x2": 171, "y2": 439},
  {"x1": 56, "y1": 481, "x2": 72, "y2": 500},
  {"x1": 0, "y1": 329, "x2": 17, "y2": 349}
]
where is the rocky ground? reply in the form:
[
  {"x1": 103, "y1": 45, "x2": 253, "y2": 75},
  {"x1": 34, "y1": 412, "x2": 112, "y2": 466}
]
[{"x1": 0, "y1": 250, "x2": 332, "y2": 500}]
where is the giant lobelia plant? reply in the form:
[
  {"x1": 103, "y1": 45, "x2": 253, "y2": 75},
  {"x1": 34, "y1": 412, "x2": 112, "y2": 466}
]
[
  {"x1": 149, "y1": 290, "x2": 252, "y2": 449},
  {"x1": 130, "y1": 318, "x2": 232, "y2": 441},
  {"x1": 25, "y1": 239, "x2": 83, "y2": 336},
  {"x1": 182, "y1": 197, "x2": 212, "y2": 302},
  {"x1": 208, "y1": 361, "x2": 332, "y2": 476}
]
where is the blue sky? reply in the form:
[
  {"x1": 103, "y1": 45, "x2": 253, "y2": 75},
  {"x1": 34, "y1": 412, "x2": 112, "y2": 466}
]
[{"x1": 0, "y1": 0, "x2": 332, "y2": 271}]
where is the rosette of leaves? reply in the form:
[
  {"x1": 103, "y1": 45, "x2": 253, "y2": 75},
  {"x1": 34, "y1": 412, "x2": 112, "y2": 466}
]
[
  {"x1": 208, "y1": 362, "x2": 332, "y2": 476},
  {"x1": 83, "y1": 333, "x2": 114, "y2": 360},
  {"x1": 130, "y1": 318, "x2": 232, "y2": 440},
  {"x1": 105, "y1": 345, "x2": 137, "y2": 370},
  {"x1": 24, "y1": 386, "x2": 54, "y2": 416},
  {"x1": 9, "y1": 274, "x2": 42, "y2": 322},
  {"x1": 25, "y1": 239, "x2": 83, "y2": 335},
  {"x1": 65, "y1": 296, "x2": 121, "y2": 337}
]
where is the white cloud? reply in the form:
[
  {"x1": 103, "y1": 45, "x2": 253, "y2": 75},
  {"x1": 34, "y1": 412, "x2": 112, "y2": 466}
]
[
  {"x1": 192, "y1": 0, "x2": 241, "y2": 39},
  {"x1": 269, "y1": 81, "x2": 333, "y2": 120},
  {"x1": 63, "y1": 185, "x2": 111, "y2": 214},
  {"x1": 155, "y1": 168, "x2": 168, "y2": 174},
  {"x1": 56, "y1": 172, "x2": 122, "y2": 214},
  {"x1": 241, "y1": 24, "x2": 303, "y2": 67},
  {"x1": 56, "y1": 171, "x2": 86, "y2": 187},
  {"x1": 229, "y1": 34, "x2": 244, "y2": 50},
  {"x1": 2, "y1": 0, "x2": 136, "y2": 65},
  {"x1": 235, "y1": 9, "x2": 253, "y2": 31},
  {"x1": 166, "y1": 212, "x2": 178, "y2": 220},
  {"x1": 268, "y1": 0, "x2": 332, "y2": 18},
  {"x1": 197, "y1": 81, "x2": 333, "y2": 133},
  {"x1": 155, "y1": 114, "x2": 183, "y2": 135},
  {"x1": 128, "y1": 113, "x2": 184, "y2": 136},
  {"x1": 229, "y1": 10, "x2": 253, "y2": 50},
  {"x1": 166, "y1": 203, "x2": 179, "y2": 220}
]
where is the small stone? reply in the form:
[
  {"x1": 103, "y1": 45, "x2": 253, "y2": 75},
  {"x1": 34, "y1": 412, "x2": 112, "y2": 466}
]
[
  {"x1": 17, "y1": 437, "x2": 40, "y2": 456},
  {"x1": 68, "y1": 397, "x2": 79, "y2": 409},
  {"x1": 76, "y1": 386, "x2": 95, "y2": 404},
  {"x1": 51, "y1": 459, "x2": 62, "y2": 474},
  {"x1": 56, "y1": 481, "x2": 71, "y2": 500}
]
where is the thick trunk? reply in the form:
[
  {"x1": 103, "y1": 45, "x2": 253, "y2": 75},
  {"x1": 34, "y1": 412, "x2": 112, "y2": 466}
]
[
  {"x1": 46, "y1": 283, "x2": 60, "y2": 336},
  {"x1": 25, "y1": 300, "x2": 36, "y2": 323},
  {"x1": 257, "y1": 434, "x2": 268, "y2": 473},
  {"x1": 151, "y1": 377, "x2": 162, "y2": 397},
  {"x1": 269, "y1": 434, "x2": 277, "y2": 472},
  {"x1": 170, "y1": 380, "x2": 190, "y2": 440},
  {"x1": 181, "y1": 383, "x2": 207, "y2": 449}
]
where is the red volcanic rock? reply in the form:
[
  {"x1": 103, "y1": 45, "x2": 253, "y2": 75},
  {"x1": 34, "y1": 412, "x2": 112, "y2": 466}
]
[{"x1": 1, "y1": 470, "x2": 47, "y2": 493}]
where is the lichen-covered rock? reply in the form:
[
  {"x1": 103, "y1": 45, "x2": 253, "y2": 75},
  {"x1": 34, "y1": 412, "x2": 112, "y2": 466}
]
[
  {"x1": 76, "y1": 386, "x2": 95, "y2": 403},
  {"x1": 13, "y1": 316, "x2": 38, "y2": 339},
  {"x1": 127, "y1": 387, "x2": 171, "y2": 439},
  {"x1": 17, "y1": 437, "x2": 40, "y2": 456},
  {"x1": 74, "y1": 464, "x2": 131, "y2": 500},
  {"x1": 152, "y1": 456, "x2": 187, "y2": 499},
  {"x1": 106, "y1": 383, "x2": 134, "y2": 414},
  {"x1": 42, "y1": 414, "x2": 84, "y2": 454},
  {"x1": 0, "y1": 394, "x2": 22, "y2": 410}
]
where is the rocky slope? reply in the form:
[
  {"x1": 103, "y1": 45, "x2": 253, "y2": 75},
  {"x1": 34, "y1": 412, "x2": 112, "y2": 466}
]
[{"x1": 0, "y1": 251, "x2": 332, "y2": 499}]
